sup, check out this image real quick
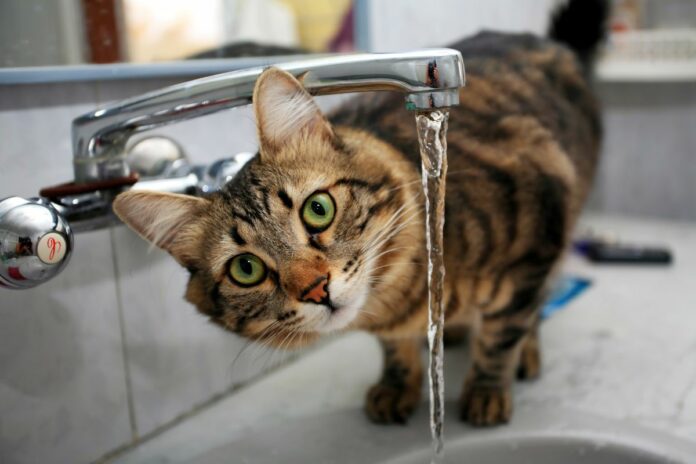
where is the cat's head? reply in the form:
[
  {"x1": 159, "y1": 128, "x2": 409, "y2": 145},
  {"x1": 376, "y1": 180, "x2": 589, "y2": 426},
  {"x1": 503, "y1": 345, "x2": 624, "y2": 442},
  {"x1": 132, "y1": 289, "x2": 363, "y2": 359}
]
[{"x1": 113, "y1": 68, "x2": 423, "y2": 348}]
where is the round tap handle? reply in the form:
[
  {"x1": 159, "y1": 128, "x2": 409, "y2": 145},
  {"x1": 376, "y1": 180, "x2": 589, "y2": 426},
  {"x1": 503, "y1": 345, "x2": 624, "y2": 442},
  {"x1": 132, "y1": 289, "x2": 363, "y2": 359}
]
[{"x1": 0, "y1": 197, "x2": 73, "y2": 289}]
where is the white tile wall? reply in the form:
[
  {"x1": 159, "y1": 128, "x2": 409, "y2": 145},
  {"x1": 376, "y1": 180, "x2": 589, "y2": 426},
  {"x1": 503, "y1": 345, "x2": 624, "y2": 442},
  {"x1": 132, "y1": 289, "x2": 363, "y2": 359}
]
[
  {"x1": 1, "y1": 39, "x2": 695, "y2": 463},
  {"x1": 0, "y1": 229, "x2": 131, "y2": 464},
  {"x1": 0, "y1": 82, "x2": 97, "y2": 198},
  {"x1": 96, "y1": 80, "x2": 286, "y2": 436},
  {"x1": 0, "y1": 78, "x2": 287, "y2": 462},
  {"x1": 591, "y1": 82, "x2": 696, "y2": 221},
  {"x1": 0, "y1": 83, "x2": 133, "y2": 464},
  {"x1": 111, "y1": 227, "x2": 286, "y2": 436}
]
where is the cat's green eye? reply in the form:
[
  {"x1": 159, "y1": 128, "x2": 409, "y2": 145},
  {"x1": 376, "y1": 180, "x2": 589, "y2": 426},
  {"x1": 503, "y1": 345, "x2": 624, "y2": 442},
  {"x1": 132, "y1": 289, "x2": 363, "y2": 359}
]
[
  {"x1": 229, "y1": 254, "x2": 267, "y2": 286},
  {"x1": 302, "y1": 192, "x2": 335, "y2": 232}
]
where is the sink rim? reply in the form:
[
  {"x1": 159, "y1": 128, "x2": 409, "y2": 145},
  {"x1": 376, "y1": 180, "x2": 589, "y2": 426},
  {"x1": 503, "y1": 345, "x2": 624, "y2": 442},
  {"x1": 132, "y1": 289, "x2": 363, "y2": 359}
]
[
  {"x1": 385, "y1": 430, "x2": 693, "y2": 464},
  {"x1": 192, "y1": 402, "x2": 696, "y2": 464}
]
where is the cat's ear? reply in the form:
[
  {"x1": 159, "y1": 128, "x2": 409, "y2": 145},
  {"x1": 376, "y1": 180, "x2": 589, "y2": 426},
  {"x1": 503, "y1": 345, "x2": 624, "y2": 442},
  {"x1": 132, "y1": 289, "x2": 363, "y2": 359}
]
[
  {"x1": 113, "y1": 191, "x2": 208, "y2": 266},
  {"x1": 253, "y1": 67, "x2": 334, "y2": 151}
]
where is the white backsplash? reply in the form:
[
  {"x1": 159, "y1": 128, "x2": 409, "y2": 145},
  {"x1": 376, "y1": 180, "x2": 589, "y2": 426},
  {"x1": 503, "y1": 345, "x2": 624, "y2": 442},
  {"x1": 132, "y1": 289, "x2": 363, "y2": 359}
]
[
  {"x1": 1, "y1": 68, "x2": 695, "y2": 463},
  {"x1": 0, "y1": 229, "x2": 131, "y2": 464},
  {"x1": 0, "y1": 78, "x2": 287, "y2": 464}
]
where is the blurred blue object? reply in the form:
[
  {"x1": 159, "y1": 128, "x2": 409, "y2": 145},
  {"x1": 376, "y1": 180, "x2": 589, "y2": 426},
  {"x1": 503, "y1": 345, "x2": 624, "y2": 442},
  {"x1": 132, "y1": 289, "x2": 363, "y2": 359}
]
[{"x1": 541, "y1": 276, "x2": 592, "y2": 320}]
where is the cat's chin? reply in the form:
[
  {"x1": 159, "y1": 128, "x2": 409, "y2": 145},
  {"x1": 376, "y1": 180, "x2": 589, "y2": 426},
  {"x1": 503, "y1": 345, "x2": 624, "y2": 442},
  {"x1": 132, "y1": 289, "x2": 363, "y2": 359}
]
[
  {"x1": 314, "y1": 289, "x2": 368, "y2": 333},
  {"x1": 316, "y1": 304, "x2": 360, "y2": 333}
]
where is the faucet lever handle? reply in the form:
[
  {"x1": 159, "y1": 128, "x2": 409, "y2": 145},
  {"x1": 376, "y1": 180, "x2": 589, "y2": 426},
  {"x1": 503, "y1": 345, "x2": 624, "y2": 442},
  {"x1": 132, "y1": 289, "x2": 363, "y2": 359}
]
[{"x1": 0, "y1": 197, "x2": 73, "y2": 289}]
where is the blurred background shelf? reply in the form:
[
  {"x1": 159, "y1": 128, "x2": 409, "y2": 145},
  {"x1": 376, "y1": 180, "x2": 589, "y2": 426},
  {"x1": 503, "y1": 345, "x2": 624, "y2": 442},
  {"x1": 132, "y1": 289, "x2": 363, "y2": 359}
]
[
  {"x1": 597, "y1": 59, "x2": 696, "y2": 82},
  {"x1": 598, "y1": 28, "x2": 696, "y2": 82}
]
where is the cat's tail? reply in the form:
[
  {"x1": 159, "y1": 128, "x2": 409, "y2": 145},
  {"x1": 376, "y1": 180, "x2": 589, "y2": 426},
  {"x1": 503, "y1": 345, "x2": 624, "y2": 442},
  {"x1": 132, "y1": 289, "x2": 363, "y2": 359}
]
[{"x1": 548, "y1": 0, "x2": 611, "y2": 68}]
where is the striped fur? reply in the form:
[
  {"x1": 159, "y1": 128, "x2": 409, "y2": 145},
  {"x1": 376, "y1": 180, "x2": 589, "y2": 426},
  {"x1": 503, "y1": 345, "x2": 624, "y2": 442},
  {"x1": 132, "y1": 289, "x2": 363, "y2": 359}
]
[
  {"x1": 330, "y1": 30, "x2": 602, "y2": 425},
  {"x1": 114, "y1": 5, "x2": 606, "y2": 428}
]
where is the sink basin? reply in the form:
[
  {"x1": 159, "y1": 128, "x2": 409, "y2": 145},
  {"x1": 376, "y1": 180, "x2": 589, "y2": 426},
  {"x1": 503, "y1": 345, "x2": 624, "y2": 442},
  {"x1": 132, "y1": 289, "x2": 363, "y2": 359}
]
[
  {"x1": 193, "y1": 402, "x2": 695, "y2": 463},
  {"x1": 390, "y1": 435, "x2": 688, "y2": 464}
]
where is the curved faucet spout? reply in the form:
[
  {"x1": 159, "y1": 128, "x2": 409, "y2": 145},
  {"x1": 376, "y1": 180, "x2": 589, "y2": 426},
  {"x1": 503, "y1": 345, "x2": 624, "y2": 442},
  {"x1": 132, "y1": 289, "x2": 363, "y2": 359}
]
[{"x1": 71, "y1": 49, "x2": 465, "y2": 184}]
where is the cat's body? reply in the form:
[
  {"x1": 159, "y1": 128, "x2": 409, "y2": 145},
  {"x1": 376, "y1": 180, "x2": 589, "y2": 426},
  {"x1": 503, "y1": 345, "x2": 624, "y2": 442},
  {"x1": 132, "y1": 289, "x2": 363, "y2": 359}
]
[
  {"x1": 114, "y1": 0, "x2": 608, "y2": 427},
  {"x1": 329, "y1": 27, "x2": 603, "y2": 423}
]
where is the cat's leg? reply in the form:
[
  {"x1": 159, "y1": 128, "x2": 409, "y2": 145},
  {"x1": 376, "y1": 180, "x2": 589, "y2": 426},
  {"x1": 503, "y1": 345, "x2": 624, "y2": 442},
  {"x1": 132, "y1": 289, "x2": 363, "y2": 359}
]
[
  {"x1": 443, "y1": 323, "x2": 468, "y2": 347},
  {"x1": 460, "y1": 278, "x2": 545, "y2": 426},
  {"x1": 365, "y1": 337, "x2": 423, "y2": 424},
  {"x1": 517, "y1": 324, "x2": 541, "y2": 380}
]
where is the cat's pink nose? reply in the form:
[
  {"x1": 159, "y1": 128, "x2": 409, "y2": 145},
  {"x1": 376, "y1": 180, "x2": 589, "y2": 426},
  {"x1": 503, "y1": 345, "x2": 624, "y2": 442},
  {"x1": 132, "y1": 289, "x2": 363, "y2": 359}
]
[
  {"x1": 300, "y1": 276, "x2": 329, "y2": 304},
  {"x1": 283, "y1": 258, "x2": 330, "y2": 304}
]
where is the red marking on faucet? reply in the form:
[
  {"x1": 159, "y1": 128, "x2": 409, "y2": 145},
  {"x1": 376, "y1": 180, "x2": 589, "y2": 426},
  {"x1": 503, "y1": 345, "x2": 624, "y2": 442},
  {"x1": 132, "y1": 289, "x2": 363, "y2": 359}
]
[
  {"x1": 37, "y1": 233, "x2": 67, "y2": 264},
  {"x1": 8, "y1": 267, "x2": 26, "y2": 280},
  {"x1": 47, "y1": 237, "x2": 61, "y2": 261}
]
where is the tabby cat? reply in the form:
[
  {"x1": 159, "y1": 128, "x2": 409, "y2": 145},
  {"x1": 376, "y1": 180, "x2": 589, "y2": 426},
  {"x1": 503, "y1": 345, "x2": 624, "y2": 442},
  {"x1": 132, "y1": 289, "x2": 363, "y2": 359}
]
[{"x1": 113, "y1": 0, "x2": 608, "y2": 426}]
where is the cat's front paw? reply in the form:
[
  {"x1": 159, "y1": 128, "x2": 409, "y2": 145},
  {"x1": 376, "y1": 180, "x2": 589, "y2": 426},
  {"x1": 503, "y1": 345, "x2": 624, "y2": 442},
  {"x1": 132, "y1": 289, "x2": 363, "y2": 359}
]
[
  {"x1": 517, "y1": 340, "x2": 541, "y2": 380},
  {"x1": 460, "y1": 382, "x2": 512, "y2": 427},
  {"x1": 364, "y1": 383, "x2": 420, "y2": 425}
]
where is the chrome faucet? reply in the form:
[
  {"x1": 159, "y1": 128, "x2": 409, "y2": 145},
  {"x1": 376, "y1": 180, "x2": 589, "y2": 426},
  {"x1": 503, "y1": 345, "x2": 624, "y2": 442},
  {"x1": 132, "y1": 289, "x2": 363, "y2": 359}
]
[{"x1": 1, "y1": 49, "x2": 465, "y2": 289}]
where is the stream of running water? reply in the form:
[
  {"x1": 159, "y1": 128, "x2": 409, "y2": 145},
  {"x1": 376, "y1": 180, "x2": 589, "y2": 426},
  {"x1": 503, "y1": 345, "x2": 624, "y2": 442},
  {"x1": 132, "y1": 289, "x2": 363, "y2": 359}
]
[{"x1": 415, "y1": 109, "x2": 449, "y2": 464}]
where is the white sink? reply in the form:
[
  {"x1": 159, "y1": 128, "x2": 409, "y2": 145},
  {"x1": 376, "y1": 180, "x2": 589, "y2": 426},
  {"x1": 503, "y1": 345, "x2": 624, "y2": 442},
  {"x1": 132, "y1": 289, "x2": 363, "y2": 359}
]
[
  {"x1": 192, "y1": 402, "x2": 696, "y2": 463},
  {"x1": 392, "y1": 436, "x2": 691, "y2": 464}
]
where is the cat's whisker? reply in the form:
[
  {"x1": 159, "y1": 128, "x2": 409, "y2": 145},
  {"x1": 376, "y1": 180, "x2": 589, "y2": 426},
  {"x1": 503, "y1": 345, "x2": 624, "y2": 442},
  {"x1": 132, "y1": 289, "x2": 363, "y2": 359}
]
[
  {"x1": 368, "y1": 277, "x2": 388, "y2": 285},
  {"x1": 357, "y1": 309, "x2": 379, "y2": 322},
  {"x1": 362, "y1": 202, "x2": 421, "y2": 252},
  {"x1": 245, "y1": 332, "x2": 275, "y2": 365},
  {"x1": 384, "y1": 178, "x2": 421, "y2": 194},
  {"x1": 250, "y1": 330, "x2": 283, "y2": 366},
  {"x1": 256, "y1": 344, "x2": 280, "y2": 374},
  {"x1": 255, "y1": 320, "x2": 282, "y2": 343},
  {"x1": 287, "y1": 331, "x2": 307, "y2": 357},
  {"x1": 381, "y1": 169, "x2": 470, "y2": 199},
  {"x1": 228, "y1": 348, "x2": 251, "y2": 379},
  {"x1": 228, "y1": 338, "x2": 254, "y2": 374},
  {"x1": 286, "y1": 329, "x2": 303, "y2": 351},
  {"x1": 232, "y1": 332, "x2": 276, "y2": 376},
  {"x1": 365, "y1": 245, "x2": 410, "y2": 261},
  {"x1": 363, "y1": 212, "x2": 422, "y2": 257},
  {"x1": 248, "y1": 321, "x2": 287, "y2": 364},
  {"x1": 366, "y1": 292, "x2": 396, "y2": 316},
  {"x1": 258, "y1": 325, "x2": 288, "y2": 367},
  {"x1": 362, "y1": 214, "x2": 419, "y2": 257},
  {"x1": 370, "y1": 277, "x2": 426, "y2": 296},
  {"x1": 370, "y1": 259, "x2": 422, "y2": 270},
  {"x1": 366, "y1": 252, "x2": 421, "y2": 272},
  {"x1": 366, "y1": 246, "x2": 416, "y2": 264},
  {"x1": 264, "y1": 328, "x2": 295, "y2": 369},
  {"x1": 357, "y1": 305, "x2": 379, "y2": 316},
  {"x1": 257, "y1": 342, "x2": 284, "y2": 375},
  {"x1": 277, "y1": 327, "x2": 296, "y2": 352},
  {"x1": 373, "y1": 204, "x2": 422, "y2": 239}
]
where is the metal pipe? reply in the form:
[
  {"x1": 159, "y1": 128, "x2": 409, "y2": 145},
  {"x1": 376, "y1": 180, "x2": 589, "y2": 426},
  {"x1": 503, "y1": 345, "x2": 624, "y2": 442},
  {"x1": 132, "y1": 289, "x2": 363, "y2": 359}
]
[{"x1": 72, "y1": 49, "x2": 465, "y2": 184}]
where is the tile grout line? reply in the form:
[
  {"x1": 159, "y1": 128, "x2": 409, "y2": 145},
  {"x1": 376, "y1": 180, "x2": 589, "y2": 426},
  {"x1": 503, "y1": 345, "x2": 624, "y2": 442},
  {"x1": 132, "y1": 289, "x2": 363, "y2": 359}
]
[
  {"x1": 98, "y1": 79, "x2": 138, "y2": 440},
  {"x1": 109, "y1": 227, "x2": 139, "y2": 442},
  {"x1": 95, "y1": 334, "x2": 344, "y2": 462},
  {"x1": 95, "y1": 347, "x2": 310, "y2": 463}
]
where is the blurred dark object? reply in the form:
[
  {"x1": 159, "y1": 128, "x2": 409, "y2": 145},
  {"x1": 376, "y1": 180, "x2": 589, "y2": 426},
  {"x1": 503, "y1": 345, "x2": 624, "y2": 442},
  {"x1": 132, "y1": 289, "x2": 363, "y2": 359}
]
[
  {"x1": 328, "y1": 6, "x2": 354, "y2": 52},
  {"x1": 81, "y1": 0, "x2": 122, "y2": 63},
  {"x1": 190, "y1": 42, "x2": 308, "y2": 60},
  {"x1": 549, "y1": 0, "x2": 610, "y2": 65},
  {"x1": 574, "y1": 239, "x2": 673, "y2": 265}
]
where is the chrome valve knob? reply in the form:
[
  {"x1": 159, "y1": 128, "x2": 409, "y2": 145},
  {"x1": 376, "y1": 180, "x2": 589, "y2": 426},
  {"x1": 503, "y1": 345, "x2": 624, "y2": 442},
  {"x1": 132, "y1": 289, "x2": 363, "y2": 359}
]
[{"x1": 0, "y1": 197, "x2": 73, "y2": 289}]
